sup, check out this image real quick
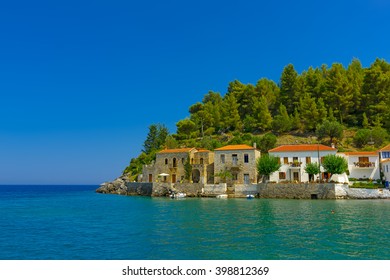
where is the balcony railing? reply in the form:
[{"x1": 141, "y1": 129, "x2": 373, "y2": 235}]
[
  {"x1": 353, "y1": 162, "x2": 375, "y2": 168},
  {"x1": 289, "y1": 162, "x2": 302, "y2": 168}
]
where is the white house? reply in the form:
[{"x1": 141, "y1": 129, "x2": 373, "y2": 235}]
[
  {"x1": 379, "y1": 144, "x2": 390, "y2": 185},
  {"x1": 337, "y1": 151, "x2": 380, "y2": 180},
  {"x1": 382, "y1": 160, "x2": 390, "y2": 187},
  {"x1": 268, "y1": 144, "x2": 337, "y2": 183}
]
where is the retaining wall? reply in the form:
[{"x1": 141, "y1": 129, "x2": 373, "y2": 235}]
[{"x1": 258, "y1": 183, "x2": 337, "y2": 199}]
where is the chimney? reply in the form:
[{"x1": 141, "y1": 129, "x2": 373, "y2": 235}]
[
  {"x1": 331, "y1": 143, "x2": 335, "y2": 149},
  {"x1": 253, "y1": 142, "x2": 257, "y2": 149}
]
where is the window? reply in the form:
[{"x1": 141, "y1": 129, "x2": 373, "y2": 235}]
[
  {"x1": 200, "y1": 158, "x2": 204, "y2": 164},
  {"x1": 232, "y1": 154, "x2": 238, "y2": 165},
  {"x1": 220, "y1": 154, "x2": 225, "y2": 163},
  {"x1": 278, "y1": 157, "x2": 281, "y2": 164},
  {"x1": 165, "y1": 158, "x2": 168, "y2": 165},
  {"x1": 321, "y1": 157, "x2": 325, "y2": 163},
  {"x1": 358, "y1": 157, "x2": 369, "y2": 163},
  {"x1": 306, "y1": 157, "x2": 311, "y2": 164},
  {"x1": 173, "y1": 158, "x2": 177, "y2": 167},
  {"x1": 383, "y1": 152, "x2": 390, "y2": 159},
  {"x1": 244, "y1": 154, "x2": 249, "y2": 163},
  {"x1": 232, "y1": 173, "x2": 238, "y2": 181},
  {"x1": 182, "y1": 158, "x2": 185, "y2": 164},
  {"x1": 279, "y1": 172, "x2": 286, "y2": 180},
  {"x1": 293, "y1": 157, "x2": 298, "y2": 162},
  {"x1": 387, "y1": 165, "x2": 389, "y2": 173},
  {"x1": 284, "y1": 157, "x2": 289, "y2": 164}
]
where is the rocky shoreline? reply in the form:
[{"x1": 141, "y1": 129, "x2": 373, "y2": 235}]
[
  {"x1": 97, "y1": 177, "x2": 390, "y2": 199},
  {"x1": 96, "y1": 175, "x2": 130, "y2": 195}
]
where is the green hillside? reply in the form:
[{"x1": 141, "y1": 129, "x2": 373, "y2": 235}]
[{"x1": 124, "y1": 58, "x2": 390, "y2": 180}]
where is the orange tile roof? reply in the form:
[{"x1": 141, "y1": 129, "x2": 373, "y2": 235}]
[
  {"x1": 157, "y1": 147, "x2": 195, "y2": 154},
  {"x1": 196, "y1": 148, "x2": 211, "y2": 153},
  {"x1": 214, "y1": 144, "x2": 256, "y2": 151},
  {"x1": 269, "y1": 144, "x2": 336, "y2": 153},
  {"x1": 339, "y1": 151, "x2": 378, "y2": 156},
  {"x1": 379, "y1": 144, "x2": 390, "y2": 151}
]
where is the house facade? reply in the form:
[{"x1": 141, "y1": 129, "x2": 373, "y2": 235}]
[
  {"x1": 191, "y1": 149, "x2": 215, "y2": 184},
  {"x1": 379, "y1": 144, "x2": 390, "y2": 184},
  {"x1": 268, "y1": 144, "x2": 337, "y2": 183},
  {"x1": 337, "y1": 151, "x2": 380, "y2": 180},
  {"x1": 142, "y1": 147, "x2": 214, "y2": 184},
  {"x1": 213, "y1": 144, "x2": 260, "y2": 185}
]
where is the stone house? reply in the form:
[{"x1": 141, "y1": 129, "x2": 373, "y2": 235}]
[
  {"x1": 337, "y1": 151, "x2": 380, "y2": 180},
  {"x1": 142, "y1": 147, "x2": 214, "y2": 184},
  {"x1": 213, "y1": 144, "x2": 260, "y2": 185},
  {"x1": 269, "y1": 144, "x2": 337, "y2": 183}
]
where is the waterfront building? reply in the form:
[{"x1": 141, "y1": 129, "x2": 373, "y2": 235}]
[
  {"x1": 268, "y1": 144, "x2": 337, "y2": 183},
  {"x1": 337, "y1": 151, "x2": 380, "y2": 181},
  {"x1": 213, "y1": 144, "x2": 260, "y2": 185},
  {"x1": 379, "y1": 144, "x2": 390, "y2": 185},
  {"x1": 142, "y1": 147, "x2": 214, "y2": 184}
]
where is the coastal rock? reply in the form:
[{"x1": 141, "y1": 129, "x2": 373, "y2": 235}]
[{"x1": 96, "y1": 175, "x2": 129, "y2": 195}]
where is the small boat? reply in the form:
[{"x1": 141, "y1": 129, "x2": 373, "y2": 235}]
[
  {"x1": 246, "y1": 194, "x2": 255, "y2": 199},
  {"x1": 216, "y1": 194, "x2": 228, "y2": 199},
  {"x1": 170, "y1": 192, "x2": 186, "y2": 199}
]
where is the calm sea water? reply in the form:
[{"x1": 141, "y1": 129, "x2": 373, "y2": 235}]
[{"x1": 1, "y1": 185, "x2": 390, "y2": 260}]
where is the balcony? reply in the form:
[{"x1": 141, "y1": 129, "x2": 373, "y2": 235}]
[
  {"x1": 353, "y1": 162, "x2": 375, "y2": 168},
  {"x1": 289, "y1": 162, "x2": 302, "y2": 168}
]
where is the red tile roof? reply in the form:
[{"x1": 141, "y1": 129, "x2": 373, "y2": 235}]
[
  {"x1": 339, "y1": 151, "x2": 378, "y2": 156},
  {"x1": 269, "y1": 144, "x2": 336, "y2": 153},
  {"x1": 379, "y1": 144, "x2": 390, "y2": 151},
  {"x1": 157, "y1": 148, "x2": 195, "y2": 154},
  {"x1": 214, "y1": 144, "x2": 256, "y2": 151}
]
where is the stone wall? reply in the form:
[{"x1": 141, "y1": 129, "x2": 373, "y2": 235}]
[
  {"x1": 258, "y1": 183, "x2": 337, "y2": 199},
  {"x1": 336, "y1": 184, "x2": 390, "y2": 199},
  {"x1": 204, "y1": 183, "x2": 227, "y2": 196},
  {"x1": 234, "y1": 184, "x2": 258, "y2": 197},
  {"x1": 172, "y1": 183, "x2": 203, "y2": 197},
  {"x1": 126, "y1": 182, "x2": 153, "y2": 196}
]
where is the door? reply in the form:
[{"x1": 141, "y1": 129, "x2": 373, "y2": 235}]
[
  {"x1": 293, "y1": 172, "x2": 299, "y2": 181},
  {"x1": 244, "y1": 174, "x2": 250, "y2": 184},
  {"x1": 172, "y1": 174, "x2": 176, "y2": 183},
  {"x1": 148, "y1": 174, "x2": 153, "y2": 183}
]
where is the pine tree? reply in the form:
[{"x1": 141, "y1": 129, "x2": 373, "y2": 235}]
[
  {"x1": 221, "y1": 94, "x2": 242, "y2": 132},
  {"x1": 299, "y1": 94, "x2": 319, "y2": 131},
  {"x1": 324, "y1": 63, "x2": 353, "y2": 124},
  {"x1": 317, "y1": 97, "x2": 327, "y2": 122},
  {"x1": 254, "y1": 96, "x2": 273, "y2": 132},
  {"x1": 362, "y1": 112, "x2": 369, "y2": 128},
  {"x1": 279, "y1": 64, "x2": 298, "y2": 114},
  {"x1": 272, "y1": 104, "x2": 292, "y2": 133}
]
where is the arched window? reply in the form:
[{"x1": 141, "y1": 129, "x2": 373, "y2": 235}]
[
  {"x1": 200, "y1": 158, "x2": 204, "y2": 164},
  {"x1": 165, "y1": 158, "x2": 168, "y2": 165},
  {"x1": 173, "y1": 158, "x2": 177, "y2": 167}
]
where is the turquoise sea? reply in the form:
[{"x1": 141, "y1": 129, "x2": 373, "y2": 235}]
[{"x1": 1, "y1": 185, "x2": 390, "y2": 260}]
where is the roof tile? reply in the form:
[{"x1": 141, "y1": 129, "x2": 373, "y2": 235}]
[
  {"x1": 269, "y1": 144, "x2": 336, "y2": 153},
  {"x1": 214, "y1": 144, "x2": 255, "y2": 151}
]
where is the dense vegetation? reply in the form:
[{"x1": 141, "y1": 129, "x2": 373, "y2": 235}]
[{"x1": 124, "y1": 58, "x2": 390, "y2": 180}]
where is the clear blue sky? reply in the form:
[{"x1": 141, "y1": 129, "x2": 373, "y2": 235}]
[{"x1": 1, "y1": 0, "x2": 389, "y2": 185}]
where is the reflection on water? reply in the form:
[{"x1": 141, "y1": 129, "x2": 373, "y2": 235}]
[
  {"x1": 144, "y1": 198, "x2": 390, "y2": 259},
  {"x1": 1, "y1": 186, "x2": 390, "y2": 260}
]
